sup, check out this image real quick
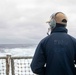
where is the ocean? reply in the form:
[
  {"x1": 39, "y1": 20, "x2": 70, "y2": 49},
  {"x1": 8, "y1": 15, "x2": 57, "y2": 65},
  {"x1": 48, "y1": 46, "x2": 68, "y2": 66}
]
[{"x1": 0, "y1": 44, "x2": 37, "y2": 56}]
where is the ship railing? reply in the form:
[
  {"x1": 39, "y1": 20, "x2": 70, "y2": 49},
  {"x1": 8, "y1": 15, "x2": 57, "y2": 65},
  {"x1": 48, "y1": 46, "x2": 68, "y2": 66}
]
[{"x1": 0, "y1": 55, "x2": 36, "y2": 75}]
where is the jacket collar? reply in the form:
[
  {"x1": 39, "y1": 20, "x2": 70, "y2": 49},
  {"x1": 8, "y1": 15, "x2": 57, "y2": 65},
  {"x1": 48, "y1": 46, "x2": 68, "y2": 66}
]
[{"x1": 51, "y1": 27, "x2": 68, "y2": 34}]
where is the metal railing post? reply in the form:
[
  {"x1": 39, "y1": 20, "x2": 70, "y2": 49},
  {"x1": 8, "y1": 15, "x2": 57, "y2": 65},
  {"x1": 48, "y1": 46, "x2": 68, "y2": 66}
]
[
  {"x1": 11, "y1": 58, "x2": 15, "y2": 75},
  {"x1": 6, "y1": 55, "x2": 11, "y2": 75}
]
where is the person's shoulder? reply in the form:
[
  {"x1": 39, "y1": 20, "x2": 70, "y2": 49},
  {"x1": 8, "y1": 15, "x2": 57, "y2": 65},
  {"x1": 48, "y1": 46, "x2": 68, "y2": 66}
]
[
  {"x1": 40, "y1": 35, "x2": 51, "y2": 45},
  {"x1": 67, "y1": 34, "x2": 76, "y2": 42}
]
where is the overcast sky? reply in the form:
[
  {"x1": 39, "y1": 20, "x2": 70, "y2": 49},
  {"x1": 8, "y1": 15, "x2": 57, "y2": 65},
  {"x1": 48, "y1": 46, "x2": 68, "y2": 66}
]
[{"x1": 0, "y1": 0, "x2": 76, "y2": 44}]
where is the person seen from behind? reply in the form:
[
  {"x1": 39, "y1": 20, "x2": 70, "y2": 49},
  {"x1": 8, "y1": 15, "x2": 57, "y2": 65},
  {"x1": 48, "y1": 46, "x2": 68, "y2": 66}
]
[{"x1": 31, "y1": 12, "x2": 76, "y2": 75}]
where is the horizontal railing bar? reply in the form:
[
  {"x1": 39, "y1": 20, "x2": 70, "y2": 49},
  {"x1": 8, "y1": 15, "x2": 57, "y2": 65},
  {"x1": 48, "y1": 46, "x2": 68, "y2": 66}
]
[
  {"x1": 11, "y1": 56, "x2": 33, "y2": 59},
  {"x1": 0, "y1": 57, "x2": 7, "y2": 59}
]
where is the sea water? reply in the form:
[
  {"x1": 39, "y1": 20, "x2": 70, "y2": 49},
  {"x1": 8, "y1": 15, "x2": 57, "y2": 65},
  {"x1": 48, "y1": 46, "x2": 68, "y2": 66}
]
[{"x1": 0, "y1": 44, "x2": 37, "y2": 56}]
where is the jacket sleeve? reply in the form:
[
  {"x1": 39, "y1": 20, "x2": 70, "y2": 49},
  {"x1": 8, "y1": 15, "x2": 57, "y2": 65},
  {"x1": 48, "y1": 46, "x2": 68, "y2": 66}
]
[
  {"x1": 71, "y1": 37, "x2": 76, "y2": 71},
  {"x1": 74, "y1": 40, "x2": 76, "y2": 73},
  {"x1": 30, "y1": 40, "x2": 46, "y2": 75}
]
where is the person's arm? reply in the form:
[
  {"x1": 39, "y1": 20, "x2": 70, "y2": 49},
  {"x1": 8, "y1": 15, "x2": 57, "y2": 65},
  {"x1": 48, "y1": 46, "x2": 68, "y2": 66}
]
[
  {"x1": 68, "y1": 35, "x2": 76, "y2": 73},
  {"x1": 31, "y1": 40, "x2": 46, "y2": 75},
  {"x1": 73, "y1": 39, "x2": 76, "y2": 68},
  {"x1": 72, "y1": 37, "x2": 76, "y2": 71},
  {"x1": 74, "y1": 43, "x2": 76, "y2": 71}
]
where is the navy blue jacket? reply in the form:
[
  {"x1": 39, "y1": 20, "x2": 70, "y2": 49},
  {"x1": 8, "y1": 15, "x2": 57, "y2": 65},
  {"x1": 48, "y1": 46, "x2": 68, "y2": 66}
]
[{"x1": 31, "y1": 27, "x2": 76, "y2": 75}]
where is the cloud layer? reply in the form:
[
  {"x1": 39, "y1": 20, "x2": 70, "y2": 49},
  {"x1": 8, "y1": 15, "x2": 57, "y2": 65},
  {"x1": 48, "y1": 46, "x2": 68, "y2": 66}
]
[{"x1": 0, "y1": 0, "x2": 76, "y2": 44}]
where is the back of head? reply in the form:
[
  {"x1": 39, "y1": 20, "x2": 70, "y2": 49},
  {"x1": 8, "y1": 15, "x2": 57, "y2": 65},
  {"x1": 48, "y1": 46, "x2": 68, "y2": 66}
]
[
  {"x1": 55, "y1": 12, "x2": 67, "y2": 25},
  {"x1": 46, "y1": 12, "x2": 67, "y2": 29}
]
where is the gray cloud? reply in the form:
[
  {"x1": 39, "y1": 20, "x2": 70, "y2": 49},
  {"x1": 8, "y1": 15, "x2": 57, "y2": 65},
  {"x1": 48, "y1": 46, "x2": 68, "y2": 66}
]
[{"x1": 0, "y1": 0, "x2": 76, "y2": 44}]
